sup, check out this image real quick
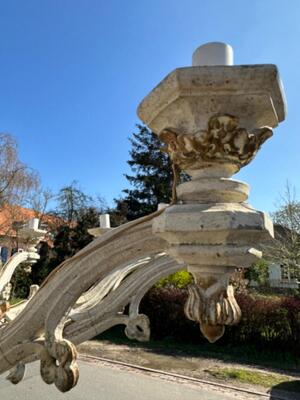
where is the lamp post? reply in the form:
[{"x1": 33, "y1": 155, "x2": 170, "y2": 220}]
[
  {"x1": 138, "y1": 42, "x2": 286, "y2": 342},
  {"x1": 0, "y1": 218, "x2": 46, "y2": 321},
  {"x1": 18, "y1": 218, "x2": 47, "y2": 258},
  {"x1": 0, "y1": 43, "x2": 287, "y2": 392},
  {"x1": 87, "y1": 213, "x2": 112, "y2": 238}
]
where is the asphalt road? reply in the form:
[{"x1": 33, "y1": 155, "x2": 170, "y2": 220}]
[{"x1": 0, "y1": 360, "x2": 235, "y2": 400}]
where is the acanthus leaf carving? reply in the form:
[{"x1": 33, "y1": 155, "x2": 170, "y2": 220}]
[
  {"x1": 159, "y1": 115, "x2": 273, "y2": 171},
  {"x1": 184, "y1": 279, "x2": 241, "y2": 343}
]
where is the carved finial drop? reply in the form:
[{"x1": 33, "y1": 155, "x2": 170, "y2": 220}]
[{"x1": 184, "y1": 280, "x2": 241, "y2": 343}]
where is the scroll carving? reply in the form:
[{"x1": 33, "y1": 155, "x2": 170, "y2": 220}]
[
  {"x1": 160, "y1": 115, "x2": 272, "y2": 170},
  {"x1": 40, "y1": 339, "x2": 79, "y2": 393},
  {"x1": 125, "y1": 314, "x2": 150, "y2": 342},
  {"x1": 0, "y1": 213, "x2": 188, "y2": 393}
]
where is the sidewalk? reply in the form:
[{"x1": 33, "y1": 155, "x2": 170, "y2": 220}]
[{"x1": 78, "y1": 339, "x2": 300, "y2": 399}]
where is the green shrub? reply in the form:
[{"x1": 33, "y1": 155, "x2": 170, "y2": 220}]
[
  {"x1": 140, "y1": 288, "x2": 300, "y2": 352},
  {"x1": 245, "y1": 258, "x2": 269, "y2": 286},
  {"x1": 155, "y1": 270, "x2": 193, "y2": 289}
]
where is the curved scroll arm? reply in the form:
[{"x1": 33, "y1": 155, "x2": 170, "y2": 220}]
[
  {"x1": 3, "y1": 253, "x2": 185, "y2": 390},
  {"x1": 3, "y1": 285, "x2": 40, "y2": 323},
  {"x1": 0, "y1": 252, "x2": 38, "y2": 293},
  {"x1": 0, "y1": 251, "x2": 39, "y2": 320},
  {"x1": 71, "y1": 256, "x2": 153, "y2": 313},
  {"x1": 65, "y1": 253, "x2": 185, "y2": 344},
  {"x1": 0, "y1": 210, "x2": 173, "y2": 392}
]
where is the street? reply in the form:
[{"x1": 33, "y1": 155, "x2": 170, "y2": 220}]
[{"x1": 0, "y1": 360, "x2": 235, "y2": 400}]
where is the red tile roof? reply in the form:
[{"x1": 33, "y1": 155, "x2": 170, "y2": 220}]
[{"x1": 0, "y1": 204, "x2": 61, "y2": 237}]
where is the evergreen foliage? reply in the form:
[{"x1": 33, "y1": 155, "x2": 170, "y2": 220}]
[
  {"x1": 10, "y1": 264, "x2": 33, "y2": 299},
  {"x1": 48, "y1": 207, "x2": 99, "y2": 267},
  {"x1": 29, "y1": 207, "x2": 99, "y2": 287},
  {"x1": 115, "y1": 124, "x2": 173, "y2": 221}
]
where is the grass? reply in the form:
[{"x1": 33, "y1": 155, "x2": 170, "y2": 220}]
[
  {"x1": 206, "y1": 367, "x2": 300, "y2": 392},
  {"x1": 207, "y1": 367, "x2": 290, "y2": 387},
  {"x1": 9, "y1": 297, "x2": 24, "y2": 305}
]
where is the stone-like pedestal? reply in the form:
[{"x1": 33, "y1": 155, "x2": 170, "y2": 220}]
[{"x1": 138, "y1": 43, "x2": 286, "y2": 342}]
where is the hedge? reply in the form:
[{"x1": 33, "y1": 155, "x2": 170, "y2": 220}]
[{"x1": 140, "y1": 288, "x2": 300, "y2": 352}]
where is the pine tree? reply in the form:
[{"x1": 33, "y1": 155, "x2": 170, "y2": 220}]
[{"x1": 114, "y1": 125, "x2": 173, "y2": 221}]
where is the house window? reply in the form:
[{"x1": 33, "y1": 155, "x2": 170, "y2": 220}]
[
  {"x1": 281, "y1": 264, "x2": 300, "y2": 280},
  {"x1": 1, "y1": 246, "x2": 9, "y2": 263}
]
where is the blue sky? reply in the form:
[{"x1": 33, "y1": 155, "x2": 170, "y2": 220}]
[{"x1": 0, "y1": 0, "x2": 299, "y2": 212}]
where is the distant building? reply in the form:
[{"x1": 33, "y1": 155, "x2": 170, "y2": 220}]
[
  {"x1": 249, "y1": 223, "x2": 300, "y2": 289},
  {"x1": 268, "y1": 263, "x2": 299, "y2": 289},
  {"x1": 0, "y1": 205, "x2": 60, "y2": 263}
]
